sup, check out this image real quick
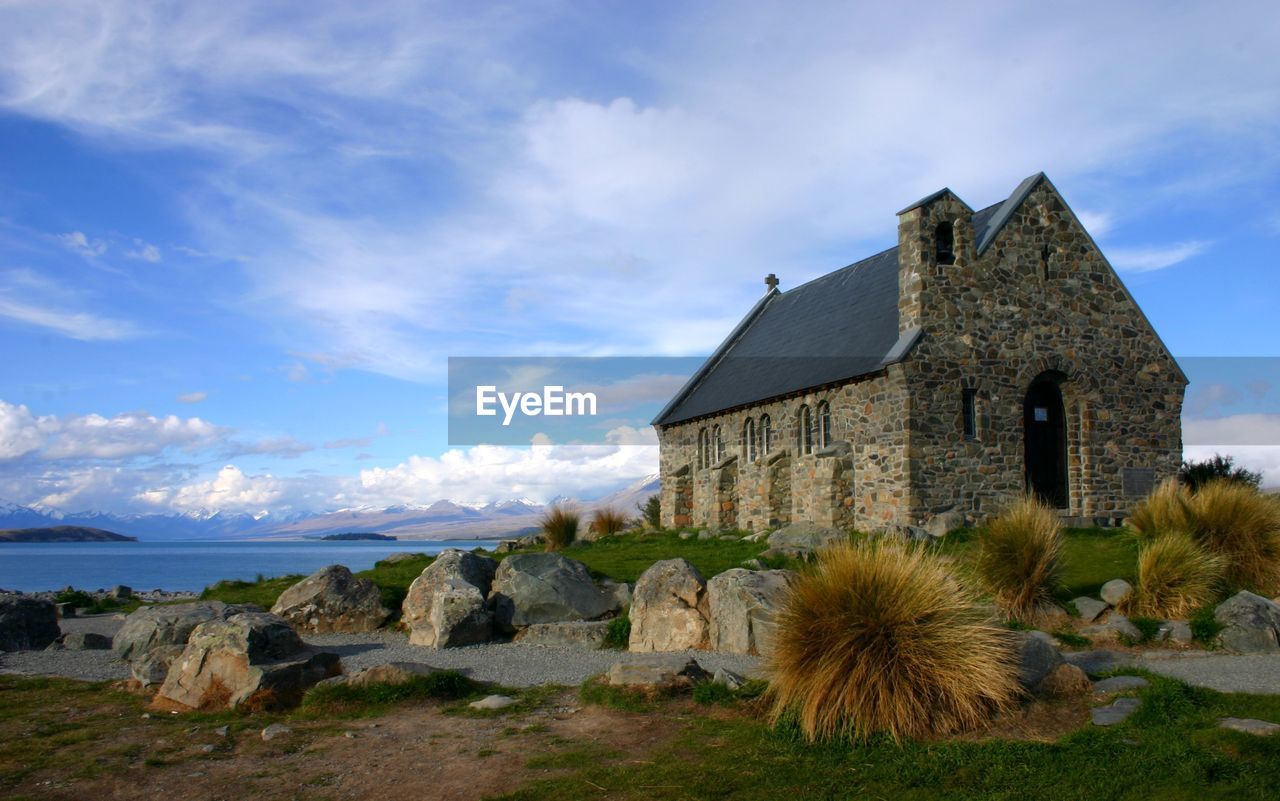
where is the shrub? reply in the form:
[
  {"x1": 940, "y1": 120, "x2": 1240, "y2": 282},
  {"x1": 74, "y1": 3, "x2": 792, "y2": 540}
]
[
  {"x1": 975, "y1": 496, "x2": 1064, "y2": 623},
  {"x1": 1186, "y1": 479, "x2": 1280, "y2": 595},
  {"x1": 540, "y1": 506, "x2": 580, "y2": 551},
  {"x1": 638, "y1": 495, "x2": 661, "y2": 529},
  {"x1": 767, "y1": 540, "x2": 1019, "y2": 743},
  {"x1": 1189, "y1": 604, "x2": 1225, "y2": 646},
  {"x1": 603, "y1": 615, "x2": 631, "y2": 649},
  {"x1": 1129, "y1": 478, "x2": 1195, "y2": 540},
  {"x1": 590, "y1": 507, "x2": 629, "y2": 538},
  {"x1": 1130, "y1": 534, "x2": 1225, "y2": 619},
  {"x1": 1179, "y1": 453, "x2": 1262, "y2": 493}
]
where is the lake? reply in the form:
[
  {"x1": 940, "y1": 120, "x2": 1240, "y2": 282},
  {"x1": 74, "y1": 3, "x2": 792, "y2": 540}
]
[{"x1": 0, "y1": 540, "x2": 498, "y2": 593}]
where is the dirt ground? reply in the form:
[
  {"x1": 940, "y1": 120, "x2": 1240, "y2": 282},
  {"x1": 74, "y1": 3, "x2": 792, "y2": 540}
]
[{"x1": 1, "y1": 688, "x2": 689, "y2": 801}]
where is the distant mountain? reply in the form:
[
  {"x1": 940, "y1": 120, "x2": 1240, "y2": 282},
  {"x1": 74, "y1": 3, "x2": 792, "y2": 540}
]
[
  {"x1": 0, "y1": 526, "x2": 137, "y2": 543},
  {"x1": 0, "y1": 474, "x2": 660, "y2": 542},
  {"x1": 318, "y1": 532, "x2": 397, "y2": 542}
]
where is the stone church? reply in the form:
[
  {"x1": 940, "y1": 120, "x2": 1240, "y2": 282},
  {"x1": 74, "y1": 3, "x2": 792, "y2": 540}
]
[{"x1": 652, "y1": 173, "x2": 1186, "y2": 532}]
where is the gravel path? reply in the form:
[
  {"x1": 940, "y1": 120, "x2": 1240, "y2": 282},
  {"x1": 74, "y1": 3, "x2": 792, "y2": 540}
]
[
  {"x1": 1068, "y1": 649, "x2": 1280, "y2": 695},
  {"x1": 0, "y1": 616, "x2": 763, "y2": 688}
]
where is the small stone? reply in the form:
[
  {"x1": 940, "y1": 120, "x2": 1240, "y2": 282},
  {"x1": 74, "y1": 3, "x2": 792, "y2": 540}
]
[
  {"x1": 1081, "y1": 614, "x2": 1141, "y2": 641},
  {"x1": 214, "y1": 725, "x2": 229, "y2": 737},
  {"x1": 1091, "y1": 697, "x2": 1141, "y2": 726},
  {"x1": 1218, "y1": 717, "x2": 1280, "y2": 736},
  {"x1": 1099, "y1": 580, "x2": 1133, "y2": 607},
  {"x1": 140, "y1": 713, "x2": 152, "y2": 720},
  {"x1": 1092, "y1": 676, "x2": 1149, "y2": 697},
  {"x1": 740, "y1": 558, "x2": 765, "y2": 571},
  {"x1": 1158, "y1": 620, "x2": 1192, "y2": 644},
  {"x1": 678, "y1": 530, "x2": 695, "y2": 540},
  {"x1": 261, "y1": 723, "x2": 292, "y2": 741},
  {"x1": 469, "y1": 694, "x2": 517, "y2": 711},
  {"x1": 1071, "y1": 596, "x2": 1109, "y2": 623},
  {"x1": 712, "y1": 668, "x2": 745, "y2": 690},
  {"x1": 1035, "y1": 664, "x2": 1092, "y2": 699},
  {"x1": 198, "y1": 744, "x2": 215, "y2": 753},
  {"x1": 343, "y1": 731, "x2": 358, "y2": 739}
]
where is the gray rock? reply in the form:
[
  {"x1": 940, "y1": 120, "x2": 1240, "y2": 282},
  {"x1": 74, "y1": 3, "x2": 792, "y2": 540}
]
[
  {"x1": 879, "y1": 524, "x2": 935, "y2": 542},
  {"x1": 1214, "y1": 591, "x2": 1280, "y2": 653},
  {"x1": 740, "y1": 558, "x2": 765, "y2": 571},
  {"x1": 402, "y1": 550, "x2": 498, "y2": 647},
  {"x1": 712, "y1": 667, "x2": 745, "y2": 690},
  {"x1": 1082, "y1": 614, "x2": 1142, "y2": 642},
  {"x1": 1092, "y1": 676, "x2": 1149, "y2": 697},
  {"x1": 111, "y1": 585, "x2": 133, "y2": 600},
  {"x1": 677, "y1": 530, "x2": 696, "y2": 540},
  {"x1": 706, "y1": 568, "x2": 794, "y2": 656},
  {"x1": 61, "y1": 631, "x2": 112, "y2": 650},
  {"x1": 1091, "y1": 697, "x2": 1141, "y2": 726},
  {"x1": 490, "y1": 553, "x2": 620, "y2": 633},
  {"x1": 1158, "y1": 620, "x2": 1193, "y2": 645},
  {"x1": 1014, "y1": 630, "x2": 1065, "y2": 690},
  {"x1": 1099, "y1": 579, "x2": 1133, "y2": 607},
  {"x1": 271, "y1": 564, "x2": 390, "y2": 634},
  {"x1": 380, "y1": 552, "x2": 427, "y2": 564},
  {"x1": 605, "y1": 656, "x2": 709, "y2": 689},
  {"x1": 925, "y1": 509, "x2": 965, "y2": 540},
  {"x1": 696, "y1": 530, "x2": 716, "y2": 541},
  {"x1": 345, "y1": 662, "x2": 438, "y2": 687},
  {"x1": 764, "y1": 522, "x2": 847, "y2": 560},
  {"x1": 1072, "y1": 596, "x2": 1109, "y2": 623},
  {"x1": 156, "y1": 611, "x2": 340, "y2": 711},
  {"x1": 514, "y1": 620, "x2": 611, "y2": 649},
  {"x1": 1218, "y1": 717, "x2": 1280, "y2": 736},
  {"x1": 214, "y1": 725, "x2": 229, "y2": 737},
  {"x1": 114, "y1": 601, "x2": 257, "y2": 663},
  {"x1": 1065, "y1": 649, "x2": 1131, "y2": 677},
  {"x1": 261, "y1": 723, "x2": 292, "y2": 741},
  {"x1": 0, "y1": 596, "x2": 60, "y2": 652},
  {"x1": 629, "y1": 559, "x2": 710, "y2": 652},
  {"x1": 469, "y1": 694, "x2": 517, "y2": 710}
]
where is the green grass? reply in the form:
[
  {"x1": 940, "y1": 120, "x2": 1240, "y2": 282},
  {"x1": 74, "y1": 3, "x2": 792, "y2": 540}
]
[
  {"x1": 199, "y1": 574, "x2": 304, "y2": 608},
  {"x1": 356, "y1": 554, "x2": 435, "y2": 614},
  {"x1": 299, "y1": 670, "x2": 482, "y2": 717},
  {"x1": 533, "y1": 529, "x2": 766, "y2": 583},
  {"x1": 498, "y1": 674, "x2": 1280, "y2": 801}
]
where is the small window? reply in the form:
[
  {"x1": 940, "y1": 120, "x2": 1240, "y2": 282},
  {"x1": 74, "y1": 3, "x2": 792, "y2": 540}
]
[
  {"x1": 697, "y1": 427, "x2": 708, "y2": 469},
  {"x1": 798, "y1": 405, "x2": 813, "y2": 455},
  {"x1": 1040, "y1": 245, "x2": 1051, "y2": 280},
  {"x1": 935, "y1": 221, "x2": 955, "y2": 265},
  {"x1": 963, "y1": 388, "x2": 978, "y2": 440},
  {"x1": 713, "y1": 424, "x2": 724, "y2": 463},
  {"x1": 743, "y1": 418, "x2": 757, "y2": 461},
  {"x1": 761, "y1": 414, "x2": 772, "y2": 455},
  {"x1": 817, "y1": 401, "x2": 832, "y2": 449}
]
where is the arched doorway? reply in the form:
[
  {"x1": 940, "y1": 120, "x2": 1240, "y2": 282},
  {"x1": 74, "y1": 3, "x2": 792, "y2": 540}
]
[{"x1": 1024, "y1": 373, "x2": 1068, "y2": 508}]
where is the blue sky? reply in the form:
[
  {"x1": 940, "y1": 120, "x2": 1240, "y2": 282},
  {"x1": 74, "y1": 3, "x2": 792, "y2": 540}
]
[{"x1": 1, "y1": 0, "x2": 1278, "y2": 516}]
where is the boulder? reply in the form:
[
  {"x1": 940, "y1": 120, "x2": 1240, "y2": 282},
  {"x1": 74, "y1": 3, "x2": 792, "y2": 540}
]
[
  {"x1": 1099, "y1": 579, "x2": 1133, "y2": 607},
  {"x1": 489, "y1": 553, "x2": 621, "y2": 633},
  {"x1": 155, "y1": 611, "x2": 340, "y2": 711},
  {"x1": 1214, "y1": 591, "x2": 1280, "y2": 653},
  {"x1": 261, "y1": 723, "x2": 292, "y2": 741},
  {"x1": 712, "y1": 667, "x2": 746, "y2": 690},
  {"x1": 1091, "y1": 697, "x2": 1141, "y2": 726},
  {"x1": 0, "y1": 596, "x2": 59, "y2": 652},
  {"x1": 925, "y1": 509, "x2": 965, "y2": 540},
  {"x1": 1035, "y1": 663, "x2": 1092, "y2": 699},
  {"x1": 271, "y1": 565, "x2": 390, "y2": 634},
  {"x1": 706, "y1": 568, "x2": 794, "y2": 656},
  {"x1": 605, "y1": 656, "x2": 709, "y2": 690},
  {"x1": 346, "y1": 662, "x2": 437, "y2": 687},
  {"x1": 1071, "y1": 596, "x2": 1109, "y2": 623},
  {"x1": 114, "y1": 601, "x2": 258, "y2": 685},
  {"x1": 1081, "y1": 614, "x2": 1142, "y2": 642},
  {"x1": 629, "y1": 559, "x2": 710, "y2": 652},
  {"x1": 381, "y1": 552, "x2": 427, "y2": 564},
  {"x1": 1013, "y1": 630, "x2": 1064, "y2": 691},
  {"x1": 402, "y1": 550, "x2": 498, "y2": 647},
  {"x1": 111, "y1": 585, "x2": 133, "y2": 600},
  {"x1": 1092, "y1": 675, "x2": 1149, "y2": 697},
  {"x1": 1218, "y1": 717, "x2": 1280, "y2": 736},
  {"x1": 61, "y1": 632, "x2": 112, "y2": 650},
  {"x1": 514, "y1": 620, "x2": 611, "y2": 649},
  {"x1": 763, "y1": 522, "x2": 846, "y2": 560},
  {"x1": 1158, "y1": 620, "x2": 1193, "y2": 645}
]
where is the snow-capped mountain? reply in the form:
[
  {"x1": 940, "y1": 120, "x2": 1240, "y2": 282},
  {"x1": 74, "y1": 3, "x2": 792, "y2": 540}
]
[{"x1": 0, "y1": 474, "x2": 661, "y2": 542}]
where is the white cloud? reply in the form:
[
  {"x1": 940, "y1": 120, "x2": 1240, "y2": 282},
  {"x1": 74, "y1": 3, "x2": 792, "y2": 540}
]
[
  {"x1": 1183, "y1": 413, "x2": 1280, "y2": 448},
  {"x1": 141, "y1": 465, "x2": 288, "y2": 516},
  {"x1": 1075, "y1": 210, "x2": 1113, "y2": 238},
  {"x1": 57, "y1": 230, "x2": 106, "y2": 257},
  {"x1": 1184, "y1": 446, "x2": 1280, "y2": 488},
  {"x1": 224, "y1": 436, "x2": 313, "y2": 459},
  {"x1": 176, "y1": 391, "x2": 208, "y2": 403},
  {"x1": 126, "y1": 240, "x2": 161, "y2": 262},
  {"x1": 0, "y1": 399, "x2": 224, "y2": 461},
  {"x1": 1106, "y1": 240, "x2": 1210, "y2": 273},
  {"x1": 0, "y1": 269, "x2": 143, "y2": 341}
]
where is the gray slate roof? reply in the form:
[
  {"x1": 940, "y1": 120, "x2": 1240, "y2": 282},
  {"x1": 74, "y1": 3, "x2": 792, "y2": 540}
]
[{"x1": 652, "y1": 200, "x2": 1004, "y2": 426}]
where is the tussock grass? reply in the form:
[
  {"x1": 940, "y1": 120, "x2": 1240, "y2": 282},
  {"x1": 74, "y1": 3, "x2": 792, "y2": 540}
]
[
  {"x1": 589, "y1": 507, "x2": 629, "y2": 538},
  {"x1": 1185, "y1": 480, "x2": 1280, "y2": 595},
  {"x1": 1130, "y1": 478, "x2": 1196, "y2": 539},
  {"x1": 1131, "y1": 534, "x2": 1225, "y2": 619},
  {"x1": 539, "y1": 506, "x2": 580, "y2": 551},
  {"x1": 767, "y1": 540, "x2": 1019, "y2": 743},
  {"x1": 976, "y1": 496, "x2": 1063, "y2": 622}
]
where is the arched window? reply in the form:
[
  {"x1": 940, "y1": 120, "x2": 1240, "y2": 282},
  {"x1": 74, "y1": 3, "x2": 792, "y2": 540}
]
[
  {"x1": 760, "y1": 414, "x2": 772, "y2": 455},
  {"x1": 935, "y1": 221, "x2": 955, "y2": 266},
  {"x1": 1040, "y1": 244, "x2": 1052, "y2": 280},
  {"x1": 743, "y1": 418, "x2": 756, "y2": 462},
  {"x1": 697, "y1": 427, "x2": 708, "y2": 469},
  {"x1": 712, "y1": 424, "x2": 723, "y2": 463},
  {"x1": 798, "y1": 405, "x2": 813, "y2": 455},
  {"x1": 817, "y1": 401, "x2": 832, "y2": 449}
]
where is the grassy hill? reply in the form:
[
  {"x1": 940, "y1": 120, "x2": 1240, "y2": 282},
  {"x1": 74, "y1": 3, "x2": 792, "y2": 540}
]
[{"x1": 0, "y1": 526, "x2": 137, "y2": 543}]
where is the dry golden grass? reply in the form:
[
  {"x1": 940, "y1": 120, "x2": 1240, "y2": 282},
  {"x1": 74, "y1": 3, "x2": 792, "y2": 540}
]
[
  {"x1": 976, "y1": 496, "x2": 1064, "y2": 623},
  {"x1": 1131, "y1": 534, "x2": 1226, "y2": 619},
  {"x1": 540, "y1": 505, "x2": 580, "y2": 551},
  {"x1": 1129, "y1": 478, "x2": 1195, "y2": 539},
  {"x1": 589, "y1": 507, "x2": 629, "y2": 537},
  {"x1": 1186, "y1": 480, "x2": 1280, "y2": 595},
  {"x1": 766, "y1": 540, "x2": 1019, "y2": 744}
]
